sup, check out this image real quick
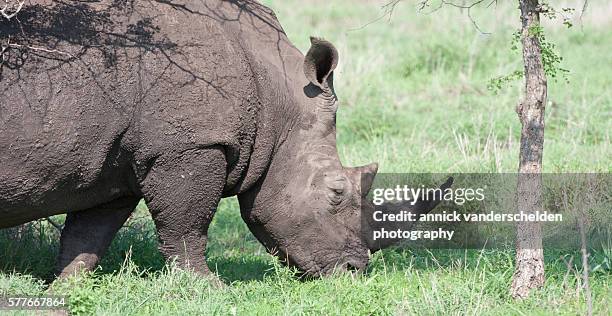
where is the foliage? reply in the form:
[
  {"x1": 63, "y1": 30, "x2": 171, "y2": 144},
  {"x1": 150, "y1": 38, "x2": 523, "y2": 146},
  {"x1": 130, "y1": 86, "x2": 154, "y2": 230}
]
[
  {"x1": 0, "y1": 0, "x2": 24, "y2": 20},
  {"x1": 488, "y1": 3, "x2": 573, "y2": 93}
]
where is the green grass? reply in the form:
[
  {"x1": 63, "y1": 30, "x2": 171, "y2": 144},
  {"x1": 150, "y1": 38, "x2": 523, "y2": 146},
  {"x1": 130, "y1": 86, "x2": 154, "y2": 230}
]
[
  {"x1": 1, "y1": 0, "x2": 611, "y2": 315},
  {"x1": 2, "y1": 204, "x2": 611, "y2": 315}
]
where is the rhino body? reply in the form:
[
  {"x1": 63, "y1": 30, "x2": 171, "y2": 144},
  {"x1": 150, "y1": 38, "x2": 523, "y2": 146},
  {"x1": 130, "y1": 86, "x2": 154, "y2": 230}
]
[
  {"x1": 1, "y1": 0, "x2": 286, "y2": 226},
  {"x1": 1, "y1": 0, "x2": 445, "y2": 278}
]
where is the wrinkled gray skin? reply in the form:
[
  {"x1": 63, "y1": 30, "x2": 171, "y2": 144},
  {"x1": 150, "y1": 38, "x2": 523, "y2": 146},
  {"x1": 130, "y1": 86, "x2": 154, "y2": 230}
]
[{"x1": 0, "y1": 0, "x2": 447, "y2": 279}]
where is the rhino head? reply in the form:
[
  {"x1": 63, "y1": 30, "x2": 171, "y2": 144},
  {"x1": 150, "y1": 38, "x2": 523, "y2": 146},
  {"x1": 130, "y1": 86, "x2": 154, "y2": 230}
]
[{"x1": 238, "y1": 38, "x2": 449, "y2": 276}]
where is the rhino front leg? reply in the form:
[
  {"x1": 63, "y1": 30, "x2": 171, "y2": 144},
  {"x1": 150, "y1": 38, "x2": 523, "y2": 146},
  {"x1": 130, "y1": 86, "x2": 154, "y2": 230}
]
[
  {"x1": 57, "y1": 197, "x2": 138, "y2": 278},
  {"x1": 140, "y1": 146, "x2": 226, "y2": 275}
]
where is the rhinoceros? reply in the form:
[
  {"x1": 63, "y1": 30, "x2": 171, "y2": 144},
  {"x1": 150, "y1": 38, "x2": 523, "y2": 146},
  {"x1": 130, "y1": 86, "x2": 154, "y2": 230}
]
[{"x1": 0, "y1": 0, "x2": 449, "y2": 279}]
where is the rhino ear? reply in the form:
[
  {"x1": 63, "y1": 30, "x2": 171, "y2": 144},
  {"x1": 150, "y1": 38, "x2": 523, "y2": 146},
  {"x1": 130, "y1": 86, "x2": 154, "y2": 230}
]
[{"x1": 303, "y1": 37, "x2": 338, "y2": 89}]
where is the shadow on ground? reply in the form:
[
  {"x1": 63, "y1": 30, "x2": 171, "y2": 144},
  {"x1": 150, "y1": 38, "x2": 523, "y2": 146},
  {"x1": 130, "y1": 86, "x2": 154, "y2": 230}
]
[{"x1": 0, "y1": 216, "x2": 273, "y2": 284}]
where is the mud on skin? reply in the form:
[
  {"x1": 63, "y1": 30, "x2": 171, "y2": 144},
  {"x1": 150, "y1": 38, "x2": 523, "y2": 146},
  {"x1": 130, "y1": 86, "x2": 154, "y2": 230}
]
[{"x1": 0, "y1": 0, "x2": 447, "y2": 280}]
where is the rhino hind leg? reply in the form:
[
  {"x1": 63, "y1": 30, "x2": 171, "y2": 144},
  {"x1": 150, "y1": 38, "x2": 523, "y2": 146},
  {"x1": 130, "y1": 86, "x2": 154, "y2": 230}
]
[
  {"x1": 140, "y1": 146, "x2": 226, "y2": 275},
  {"x1": 57, "y1": 197, "x2": 138, "y2": 278}
]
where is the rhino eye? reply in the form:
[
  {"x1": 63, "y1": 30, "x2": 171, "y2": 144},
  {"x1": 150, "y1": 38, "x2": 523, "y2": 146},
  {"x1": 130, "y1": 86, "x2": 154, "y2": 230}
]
[
  {"x1": 327, "y1": 187, "x2": 343, "y2": 203},
  {"x1": 327, "y1": 191, "x2": 343, "y2": 207},
  {"x1": 325, "y1": 176, "x2": 346, "y2": 206}
]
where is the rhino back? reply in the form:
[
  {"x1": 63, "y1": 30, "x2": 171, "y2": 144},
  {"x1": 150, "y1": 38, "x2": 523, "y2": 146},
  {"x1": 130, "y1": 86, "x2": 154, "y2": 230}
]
[{"x1": 0, "y1": 0, "x2": 291, "y2": 224}]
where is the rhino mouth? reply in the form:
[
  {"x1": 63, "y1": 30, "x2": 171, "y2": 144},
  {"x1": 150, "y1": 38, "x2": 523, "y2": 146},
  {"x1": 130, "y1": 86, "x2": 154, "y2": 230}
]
[
  {"x1": 335, "y1": 258, "x2": 368, "y2": 274},
  {"x1": 300, "y1": 259, "x2": 368, "y2": 279},
  {"x1": 287, "y1": 251, "x2": 369, "y2": 279}
]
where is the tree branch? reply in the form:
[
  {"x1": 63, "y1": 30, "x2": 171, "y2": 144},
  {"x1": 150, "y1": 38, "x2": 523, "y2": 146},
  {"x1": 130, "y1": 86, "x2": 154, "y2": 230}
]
[
  {"x1": 418, "y1": 0, "x2": 496, "y2": 34},
  {"x1": 0, "y1": 0, "x2": 24, "y2": 20}
]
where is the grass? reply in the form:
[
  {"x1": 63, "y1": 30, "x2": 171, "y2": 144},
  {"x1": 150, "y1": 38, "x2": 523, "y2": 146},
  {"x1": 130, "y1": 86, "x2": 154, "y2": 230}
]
[
  {"x1": 2, "y1": 209, "x2": 611, "y2": 315},
  {"x1": 1, "y1": 0, "x2": 611, "y2": 315}
]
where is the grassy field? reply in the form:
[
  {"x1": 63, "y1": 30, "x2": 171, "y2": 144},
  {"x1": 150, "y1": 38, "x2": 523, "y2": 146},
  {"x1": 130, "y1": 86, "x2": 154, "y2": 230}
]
[{"x1": 1, "y1": 0, "x2": 611, "y2": 315}]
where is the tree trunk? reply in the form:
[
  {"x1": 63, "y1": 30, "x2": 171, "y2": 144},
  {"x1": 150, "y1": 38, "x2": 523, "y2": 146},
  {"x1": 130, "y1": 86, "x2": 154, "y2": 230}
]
[
  {"x1": 510, "y1": 0, "x2": 547, "y2": 299},
  {"x1": 577, "y1": 200, "x2": 593, "y2": 316}
]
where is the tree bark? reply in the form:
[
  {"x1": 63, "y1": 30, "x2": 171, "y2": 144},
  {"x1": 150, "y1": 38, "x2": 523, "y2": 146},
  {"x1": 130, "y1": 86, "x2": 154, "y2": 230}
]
[{"x1": 510, "y1": 0, "x2": 547, "y2": 299}]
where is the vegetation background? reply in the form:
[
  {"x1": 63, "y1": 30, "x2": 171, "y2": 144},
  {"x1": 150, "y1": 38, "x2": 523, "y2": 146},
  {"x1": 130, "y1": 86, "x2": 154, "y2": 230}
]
[{"x1": 1, "y1": 0, "x2": 610, "y2": 314}]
